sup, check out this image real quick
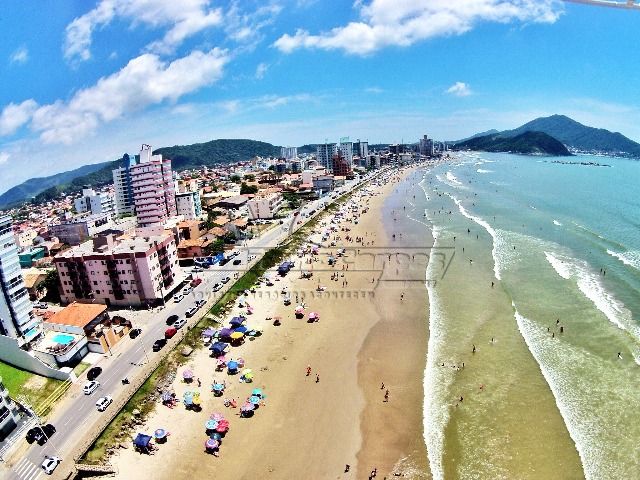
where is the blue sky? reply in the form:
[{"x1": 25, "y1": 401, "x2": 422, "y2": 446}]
[{"x1": 1, "y1": 0, "x2": 639, "y2": 194}]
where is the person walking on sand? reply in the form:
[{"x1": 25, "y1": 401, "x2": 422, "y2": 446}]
[
  {"x1": 306, "y1": 365, "x2": 311, "y2": 376},
  {"x1": 197, "y1": 377, "x2": 202, "y2": 387},
  {"x1": 316, "y1": 373, "x2": 320, "y2": 383},
  {"x1": 472, "y1": 344, "x2": 476, "y2": 354},
  {"x1": 381, "y1": 382, "x2": 385, "y2": 390},
  {"x1": 345, "y1": 464, "x2": 350, "y2": 473},
  {"x1": 384, "y1": 390, "x2": 389, "y2": 402},
  {"x1": 400, "y1": 293, "x2": 404, "y2": 301}
]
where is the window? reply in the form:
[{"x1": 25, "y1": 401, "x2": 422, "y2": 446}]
[
  {"x1": 96, "y1": 290, "x2": 100, "y2": 294},
  {"x1": 93, "y1": 281, "x2": 97, "y2": 285}
]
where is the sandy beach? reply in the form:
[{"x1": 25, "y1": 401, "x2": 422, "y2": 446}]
[{"x1": 108, "y1": 166, "x2": 431, "y2": 480}]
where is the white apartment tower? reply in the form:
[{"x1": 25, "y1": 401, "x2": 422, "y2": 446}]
[
  {"x1": 130, "y1": 145, "x2": 177, "y2": 227},
  {"x1": 74, "y1": 188, "x2": 115, "y2": 218},
  {"x1": 316, "y1": 143, "x2": 338, "y2": 171},
  {"x1": 0, "y1": 216, "x2": 39, "y2": 343}
]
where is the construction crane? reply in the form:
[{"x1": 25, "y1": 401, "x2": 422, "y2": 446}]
[{"x1": 564, "y1": 0, "x2": 640, "y2": 9}]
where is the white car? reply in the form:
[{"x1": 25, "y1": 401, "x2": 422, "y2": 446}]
[
  {"x1": 173, "y1": 318, "x2": 188, "y2": 329},
  {"x1": 173, "y1": 293, "x2": 184, "y2": 303},
  {"x1": 182, "y1": 286, "x2": 193, "y2": 295},
  {"x1": 96, "y1": 395, "x2": 113, "y2": 411},
  {"x1": 83, "y1": 380, "x2": 100, "y2": 395},
  {"x1": 41, "y1": 456, "x2": 61, "y2": 474}
]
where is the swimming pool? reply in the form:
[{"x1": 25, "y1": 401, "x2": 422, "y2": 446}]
[{"x1": 52, "y1": 333, "x2": 75, "y2": 345}]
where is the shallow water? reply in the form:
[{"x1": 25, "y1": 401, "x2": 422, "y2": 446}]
[{"x1": 417, "y1": 153, "x2": 640, "y2": 479}]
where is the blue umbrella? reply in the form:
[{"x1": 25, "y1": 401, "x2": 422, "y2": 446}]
[
  {"x1": 249, "y1": 395, "x2": 261, "y2": 404},
  {"x1": 213, "y1": 383, "x2": 224, "y2": 391},
  {"x1": 209, "y1": 432, "x2": 222, "y2": 442},
  {"x1": 229, "y1": 317, "x2": 244, "y2": 326},
  {"x1": 205, "y1": 419, "x2": 218, "y2": 430},
  {"x1": 234, "y1": 326, "x2": 248, "y2": 333},
  {"x1": 227, "y1": 361, "x2": 238, "y2": 371},
  {"x1": 251, "y1": 388, "x2": 263, "y2": 397},
  {"x1": 219, "y1": 328, "x2": 233, "y2": 337}
]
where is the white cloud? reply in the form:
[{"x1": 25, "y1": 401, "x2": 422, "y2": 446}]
[
  {"x1": 64, "y1": 0, "x2": 223, "y2": 62},
  {"x1": 0, "y1": 152, "x2": 9, "y2": 165},
  {"x1": 255, "y1": 62, "x2": 269, "y2": 79},
  {"x1": 1, "y1": 48, "x2": 228, "y2": 145},
  {"x1": 274, "y1": 0, "x2": 563, "y2": 55},
  {"x1": 446, "y1": 82, "x2": 472, "y2": 97},
  {"x1": 9, "y1": 45, "x2": 29, "y2": 64},
  {"x1": 223, "y1": 1, "x2": 282, "y2": 48},
  {"x1": 0, "y1": 99, "x2": 39, "y2": 135}
]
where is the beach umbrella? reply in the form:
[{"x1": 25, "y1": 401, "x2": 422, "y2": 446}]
[
  {"x1": 210, "y1": 413, "x2": 224, "y2": 421},
  {"x1": 209, "y1": 432, "x2": 222, "y2": 442},
  {"x1": 215, "y1": 419, "x2": 230, "y2": 433},
  {"x1": 205, "y1": 438, "x2": 219, "y2": 450},
  {"x1": 241, "y1": 368, "x2": 253, "y2": 377},
  {"x1": 227, "y1": 360, "x2": 239, "y2": 371},
  {"x1": 230, "y1": 331, "x2": 244, "y2": 340},
  {"x1": 183, "y1": 369, "x2": 193, "y2": 379},
  {"x1": 251, "y1": 388, "x2": 263, "y2": 397},
  {"x1": 295, "y1": 305, "x2": 304, "y2": 314},
  {"x1": 219, "y1": 328, "x2": 233, "y2": 337},
  {"x1": 229, "y1": 317, "x2": 244, "y2": 327},
  {"x1": 249, "y1": 395, "x2": 261, "y2": 404},
  {"x1": 212, "y1": 383, "x2": 224, "y2": 392},
  {"x1": 154, "y1": 428, "x2": 167, "y2": 439},
  {"x1": 205, "y1": 419, "x2": 218, "y2": 430},
  {"x1": 234, "y1": 326, "x2": 248, "y2": 333},
  {"x1": 308, "y1": 312, "x2": 319, "y2": 320},
  {"x1": 241, "y1": 402, "x2": 255, "y2": 412},
  {"x1": 202, "y1": 328, "x2": 215, "y2": 337}
]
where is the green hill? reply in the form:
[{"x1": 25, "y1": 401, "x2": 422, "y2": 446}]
[
  {"x1": 454, "y1": 131, "x2": 572, "y2": 156},
  {"x1": 501, "y1": 115, "x2": 640, "y2": 155}
]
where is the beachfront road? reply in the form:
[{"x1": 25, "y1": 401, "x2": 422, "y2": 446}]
[{"x1": 3, "y1": 178, "x2": 366, "y2": 480}]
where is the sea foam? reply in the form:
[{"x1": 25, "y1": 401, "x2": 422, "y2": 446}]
[
  {"x1": 544, "y1": 251, "x2": 640, "y2": 338},
  {"x1": 553, "y1": 220, "x2": 562, "y2": 226},
  {"x1": 606, "y1": 249, "x2": 640, "y2": 270}
]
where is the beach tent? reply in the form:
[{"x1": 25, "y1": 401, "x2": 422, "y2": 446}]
[
  {"x1": 230, "y1": 317, "x2": 245, "y2": 327},
  {"x1": 133, "y1": 433, "x2": 152, "y2": 451},
  {"x1": 210, "y1": 342, "x2": 228, "y2": 356}
]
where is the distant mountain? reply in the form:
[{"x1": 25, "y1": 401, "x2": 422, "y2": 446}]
[
  {"x1": 0, "y1": 161, "x2": 112, "y2": 209},
  {"x1": 0, "y1": 139, "x2": 288, "y2": 209},
  {"x1": 453, "y1": 129, "x2": 500, "y2": 143},
  {"x1": 502, "y1": 115, "x2": 640, "y2": 156},
  {"x1": 454, "y1": 131, "x2": 572, "y2": 156},
  {"x1": 297, "y1": 144, "x2": 317, "y2": 154},
  {"x1": 154, "y1": 139, "x2": 281, "y2": 169}
]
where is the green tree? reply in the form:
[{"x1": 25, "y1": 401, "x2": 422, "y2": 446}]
[
  {"x1": 39, "y1": 270, "x2": 61, "y2": 303},
  {"x1": 244, "y1": 174, "x2": 256, "y2": 182},
  {"x1": 240, "y1": 182, "x2": 258, "y2": 194},
  {"x1": 230, "y1": 174, "x2": 241, "y2": 183}
]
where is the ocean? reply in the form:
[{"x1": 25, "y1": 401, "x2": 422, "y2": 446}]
[{"x1": 409, "y1": 152, "x2": 640, "y2": 480}]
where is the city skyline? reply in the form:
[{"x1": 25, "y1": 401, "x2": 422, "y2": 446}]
[{"x1": 1, "y1": 1, "x2": 639, "y2": 193}]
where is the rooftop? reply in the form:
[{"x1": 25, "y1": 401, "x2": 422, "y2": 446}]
[{"x1": 47, "y1": 302, "x2": 107, "y2": 328}]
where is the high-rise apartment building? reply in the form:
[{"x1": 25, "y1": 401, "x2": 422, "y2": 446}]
[
  {"x1": 175, "y1": 191, "x2": 202, "y2": 220},
  {"x1": 130, "y1": 145, "x2": 177, "y2": 227},
  {"x1": 74, "y1": 188, "x2": 115, "y2": 218},
  {"x1": 419, "y1": 134, "x2": 434, "y2": 156},
  {"x1": 339, "y1": 140, "x2": 353, "y2": 168},
  {"x1": 352, "y1": 140, "x2": 369, "y2": 158},
  {"x1": 280, "y1": 146, "x2": 297, "y2": 160},
  {"x1": 316, "y1": 143, "x2": 338, "y2": 171},
  {"x1": 0, "y1": 216, "x2": 39, "y2": 343},
  {"x1": 112, "y1": 153, "x2": 137, "y2": 216}
]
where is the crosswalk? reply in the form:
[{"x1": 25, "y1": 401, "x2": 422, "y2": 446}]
[{"x1": 12, "y1": 457, "x2": 41, "y2": 480}]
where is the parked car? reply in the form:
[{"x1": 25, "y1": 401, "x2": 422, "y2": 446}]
[
  {"x1": 190, "y1": 278, "x2": 202, "y2": 287},
  {"x1": 232, "y1": 259, "x2": 241, "y2": 265},
  {"x1": 95, "y1": 395, "x2": 113, "y2": 412},
  {"x1": 41, "y1": 456, "x2": 61, "y2": 475},
  {"x1": 221, "y1": 276, "x2": 230, "y2": 284},
  {"x1": 185, "y1": 307, "x2": 198, "y2": 318},
  {"x1": 26, "y1": 426, "x2": 46, "y2": 445},
  {"x1": 212, "y1": 283, "x2": 223, "y2": 292},
  {"x1": 166, "y1": 314, "x2": 179, "y2": 326},
  {"x1": 219, "y1": 258, "x2": 229, "y2": 266},
  {"x1": 129, "y1": 328, "x2": 142, "y2": 339},
  {"x1": 83, "y1": 380, "x2": 100, "y2": 395},
  {"x1": 182, "y1": 286, "x2": 193, "y2": 295},
  {"x1": 87, "y1": 366, "x2": 102, "y2": 381},
  {"x1": 173, "y1": 318, "x2": 188, "y2": 329},
  {"x1": 152, "y1": 339, "x2": 167, "y2": 351},
  {"x1": 195, "y1": 299, "x2": 206, "y2": 308},
  {"x1": 34, "y1": 302, "x2": 48, "y2": 309},
  {"x1": 173, "y1": 293, "x2": 184, "y2": 303},
  {"x1": 165, "y1": 327, "x2": 178, "y2": 339}
]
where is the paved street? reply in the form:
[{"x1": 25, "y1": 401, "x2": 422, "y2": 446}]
[{"x1": 1, "y1": 178, "x2": 366, "y2": 480}]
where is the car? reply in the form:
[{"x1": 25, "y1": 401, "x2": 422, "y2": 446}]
[
  {"x1": 41, "y1": 456, "x2": 61, "y2": 475},
  {"x1": 185, "y1": 307, "x2": 198, "y2": 318},
  {"x1": 195, "y1": 299, "x2": 206, "y2": 308},
  {"x1": 83, "y1": 381, "x2": 100, "y2": 395},
  {"x1": 166, "y1": 314, "x2": 179, "y2": 326},
  {"x1": 173, "y1": 318, "x2": 188, "y2": 329},
  {"x1": 221, "y1": 276, "x2": 230, "y2": 284},
  {"x1": 34, "y1": 302, "x2": 48, "y2": 309},
  {"x1": 173, "y1": 293, "x2": 184, "y2": 303},
  {"x1": 26, "y1": 426, "x2": 45, "y2": 445},
  {"x1": 87, "y1": 366, "x2": 102, "y2": 381},
  {"x1": 232, "y1": 259, "x2": 241, "y2": 265},
  {"x1": 219, "y1": 258, "x2": 229, "y2": 266},
  {"x1": 190, "y1": 278, "x2": 202, "y2": 287},
  {"x1": 212, "y1": 283, "x2": 223, "y2": 292},
  {"x1": 165, "y1": 327, "x2": 178, "y2": 339},
  {"x1": 129, "y1": 328, "x2": 142, "y2": 339},
  {"x1": 182, "y1": 286, "x2": 193, "y2": 295},
  {"x1": 152, "y1": 339, "x2": 167, "y2": 351},
  {"x1": 42, "y1": 423, "x2": 56, "y2": 438},
  {"x1": 96, "y1": 395, "x2": 113, "y2": 412}
]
